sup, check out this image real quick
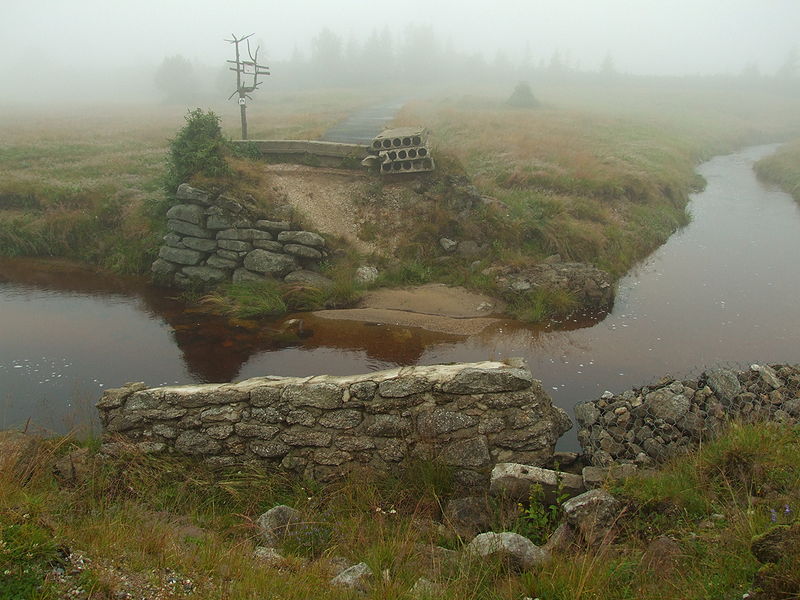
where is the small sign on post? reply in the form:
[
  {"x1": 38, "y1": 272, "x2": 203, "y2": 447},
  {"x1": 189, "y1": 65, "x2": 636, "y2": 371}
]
[{"x1": 225, "y1": 33, "x2": 270, "y2": 140}]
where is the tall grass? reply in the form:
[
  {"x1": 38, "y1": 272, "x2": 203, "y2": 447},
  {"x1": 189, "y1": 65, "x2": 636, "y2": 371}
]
[
  {"x1": 1, "y1": 422, "x2": 799, "y2": 599},
  {"x1": 755, "y1": 139, "x2": 800, "y2": 202}
]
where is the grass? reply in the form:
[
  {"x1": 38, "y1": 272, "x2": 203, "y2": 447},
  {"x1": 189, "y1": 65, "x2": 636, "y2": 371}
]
[
  {"x1": 199, "y1": 267, "x2": 364, "y2": 319},
  {"x1": 755, "y1": 139, "x2": 800, "y2": 202},
  {"x1": 391, "y1": 80, "x2": 800, "y2": 282},
  {"x1": 2, "y1": 80, "x2": 799, "y2": 323},
  {"x1": 1, "y1": 421, "x2": 798, "y2": 599},
  {"x1": 0, "y1": 90, "x2": 380, "y2": 276}
]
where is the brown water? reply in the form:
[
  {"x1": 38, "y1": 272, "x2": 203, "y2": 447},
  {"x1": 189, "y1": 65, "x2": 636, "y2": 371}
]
[{"x1": 2, "y1": 145, "x2": 799, "y2": 446}]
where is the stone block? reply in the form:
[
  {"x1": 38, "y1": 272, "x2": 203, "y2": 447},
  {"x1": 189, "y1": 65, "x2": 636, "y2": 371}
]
[
  {"x1": 253, "y1": 239, "x2": 284, "y2": 252},
  {"x1": 166, "y1": 203, "x2": 206, "y2": 226},
  {"x1": 244, "y1": 249, "x2": 300, "y2": 277},
  {"x1": 167, "y1": 219, "x2": 214, "y2": 239},
  {"x1": 217, "y1": 228, "x2": 254, "y2": 241},
  {"x1": 283, "y1": 244, "x2": 323, "y2": 260},
  {"x1": 277, "y1": 230, "x2": 326, "y2": 247},
  {"x1": 175, "y1": 183, "x2": 212, "y2": 205},
  {"x1": 158, "y1": 246, "x2": 203, "y2": 266},
  {"x1": 490, "y1": 463, "x2": 584, "y2": 503},
  {"x1": 206, "y1": 255, "x2": 238, "y2": 270},
  {"x1": 182, "y1": 237, "x2": 218, "y2": 252},
  {"x1": 255, "y1": 220, "x2": 290, "y2": 232},
  {"x1": 217, "y1": 239, "x2": 252, "y2": 252}
]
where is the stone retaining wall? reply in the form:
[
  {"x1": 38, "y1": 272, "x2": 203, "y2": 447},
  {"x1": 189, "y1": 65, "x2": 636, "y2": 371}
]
[
  {"x1": 97, "y1": 360, "x2": 572, "y2": 486},
  {"x1": 576, "y1": 363, "x2": 800, "y2": 466},
  {"x1": 151, "y1": 184, "x2": 329, "y2": 288}
]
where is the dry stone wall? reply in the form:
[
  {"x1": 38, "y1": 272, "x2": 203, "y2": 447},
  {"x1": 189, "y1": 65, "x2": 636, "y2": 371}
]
[
  {"x1": 96, "y1": 360, "x2": 572, "y2": 486},
  {"x1": 151, "y1": 184, "x2": 329, "y2": 287},
  {"x1": 576, "y1": 363, "x2": 800, "y2": 466}
]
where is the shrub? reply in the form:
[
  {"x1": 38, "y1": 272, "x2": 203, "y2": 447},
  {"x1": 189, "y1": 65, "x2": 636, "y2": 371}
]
[{"x1": 164, "y1": 108, "x2": 230, "y2": 195}]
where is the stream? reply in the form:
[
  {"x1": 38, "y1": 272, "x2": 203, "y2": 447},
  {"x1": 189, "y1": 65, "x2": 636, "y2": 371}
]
[{"x1": 2, "y1": 144, "x2": 799, "y2": 447}]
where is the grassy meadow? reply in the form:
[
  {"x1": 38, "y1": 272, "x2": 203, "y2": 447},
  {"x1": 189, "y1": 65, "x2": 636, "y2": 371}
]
[
  {"x1": 2, "y1": 421, "x2": 798, "y2": 599},
  {"x1": 1, "y1": 79, "x2": 799, "y2": 320},
  {"x1": 0, "y1": 90, "x2": 375, "y2": 275},
  {"x1": 392, "y1": 79, "x2": 800, "y2": 278},
  {"x1": 754, "y1": 138, "x2": 800, "y2": 202}
]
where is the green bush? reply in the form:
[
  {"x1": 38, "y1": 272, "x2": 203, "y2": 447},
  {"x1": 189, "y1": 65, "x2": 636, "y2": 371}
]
[{"x1": 164, "y1": 108, "x2": 230, "y2": 195}]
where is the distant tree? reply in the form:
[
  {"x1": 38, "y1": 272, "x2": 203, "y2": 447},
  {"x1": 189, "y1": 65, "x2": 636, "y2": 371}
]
[
  {"x1": 401, "y1": 24, "x2": 441, "y2": 82},
  {"x1": 361, "y1": 27, "x2": 394, "y2": 83},
  {"x1": 507, "y1": 81, "x2": 540, "y2": 108},
  {"x1": 310, "y1": 28, "x2": 343, "y2": 83},
  {"x1": 154, "y1": 54, "x2": 199, "y2": 103},
  {"x1": 777, "y1": 46, "x2": 798, "y2": 80},
  {"x1": 601, "y1": 52, "x2": 616, "y2": 77}
]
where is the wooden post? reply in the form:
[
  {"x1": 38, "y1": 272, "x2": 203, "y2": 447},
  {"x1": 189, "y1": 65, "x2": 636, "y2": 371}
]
[{"x1": 226, "y1": 33, "x2": 270, "y2": 141}]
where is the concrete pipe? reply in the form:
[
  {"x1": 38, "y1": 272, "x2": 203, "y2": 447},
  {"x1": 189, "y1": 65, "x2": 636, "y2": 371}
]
[
  {"x1": 392, "y1": 138, "x2": 402, "y2": 147},
  {"x1": 382, "y1": 139, "x2": 392, "y2": 149},
  {"x1": 408, "y1": 149, "x2": 417, "y2": 158},
  {"x1": 373, "y1": 140, "x2": 383, "y2": 150},
  {"x1": 388, "y1": 151, "x2": 397, "y2": 160},
  {"x1": 422, "y1": 158, "x2": 432, "y2": 169},
  {"x1": 392, "y1": 162, "x2": 402, "y2": 171},
  {"x1": 402, "y1": 137, "x2": 411, "y2": 146},
  {"x1": 418, "y1": 148, "x2": 428, "y2": 157},
  {"x1": 403, "y1": 161, "x2": 412, "y2": 170},
  {"x1": 413, "y1": 159, "x2": 423, "y2": 169},
  {"x1": 398, "y1": 150, "x2": 407, "y2": 159},
  {"x1": 412, "y1": 136, "x2": 422, "y2": 145}
]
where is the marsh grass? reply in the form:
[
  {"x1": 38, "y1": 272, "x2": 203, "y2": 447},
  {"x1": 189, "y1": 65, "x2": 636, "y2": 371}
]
[
  {"x1": 393, "y1": 80, "x2": 800, "y2": 281},
  {"x1": 755, "y1": 139, "x2": 800, "y2": 202}
]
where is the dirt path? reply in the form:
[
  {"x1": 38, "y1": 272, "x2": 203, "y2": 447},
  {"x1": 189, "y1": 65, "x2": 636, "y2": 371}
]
[
  {"x1": 314, "y1": 283, "x2": 506, "y2": 336},
  {"x1": 264, "y1": 164, "x2": 376, "y2": 254}
]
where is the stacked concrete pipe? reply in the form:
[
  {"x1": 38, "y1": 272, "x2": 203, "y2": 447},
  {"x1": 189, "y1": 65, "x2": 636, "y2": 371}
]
[{"x1": 367, "y1": 127, "x2": 435, "y2": 175}]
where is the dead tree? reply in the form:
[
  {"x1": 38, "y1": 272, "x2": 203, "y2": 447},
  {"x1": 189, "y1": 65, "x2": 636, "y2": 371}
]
[{"x1": 226, "y1": 33, "x2": 270, "y2": 140}]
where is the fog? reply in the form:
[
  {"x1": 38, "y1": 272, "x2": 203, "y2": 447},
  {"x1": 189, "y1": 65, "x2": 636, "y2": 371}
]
[{"x1": 1, "y1": 0, "x2": 798, "y2": 104}]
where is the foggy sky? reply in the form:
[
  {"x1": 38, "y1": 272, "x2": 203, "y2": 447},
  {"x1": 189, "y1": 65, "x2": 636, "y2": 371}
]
[{"x1": 1, "y1": 0, "x2": 798, "y2": 99}]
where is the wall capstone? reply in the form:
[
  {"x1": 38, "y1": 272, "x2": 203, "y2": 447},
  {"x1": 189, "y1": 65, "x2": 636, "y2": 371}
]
[
  {"x1": 151, "y1": 184, "x2": 330, "y2": 288},
  {"x1": 97, "y1": 360, "x2": 572, "y2": 486}
]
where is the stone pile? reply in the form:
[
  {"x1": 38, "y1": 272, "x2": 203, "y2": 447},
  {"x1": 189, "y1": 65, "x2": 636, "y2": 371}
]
[
  {"x1": 575, "y1": 363, "x2": 800, "y2": 466},
  {"x1": 96, "y1": 360, "x2": 572, "y2": 487},
  {"x1": 151, "y1": 184, "x2": 329, "y2": 288},
  {"x1": 484, "y1": 258, "x2": 614, "y2": 314}
]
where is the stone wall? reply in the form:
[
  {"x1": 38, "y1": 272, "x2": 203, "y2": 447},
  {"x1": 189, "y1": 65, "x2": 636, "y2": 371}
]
[
  {"x1": 97, "y1": 360, "x2": 572, "y2": 486},
  {"x1": 576, "y1": 363, "x2": 800, "y2": 466},
  {"x1": 151, "y1": 184, "x2": 329, "y2": 288}
]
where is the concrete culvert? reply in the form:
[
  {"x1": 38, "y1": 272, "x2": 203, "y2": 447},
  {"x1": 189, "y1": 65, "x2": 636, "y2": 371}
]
[
  {"x1": 403, "y1": 161, "x2": 412, "y2": 170},
  {"x1": 382, "y1": 139, "x2": 392, "y2": 148},
  {"x1": 388, "y1": 151, "x2": 397, "y2": 160},
  {"x1": 398, "y1": 150, "x2": 407, "y2": 159},
  {"x1": 408, "y1": 149, "x2": 417, "y2": 158},
  {"x1": 412, "y1": 136, "x2": 421, "y2": 145},
  {"x1": 419, "y1": 148, "x2": 428, "y2": 157},
  {"x1": 392, "y1": 138, "x2": 402, "y2": 147},
  {"x1": 403, "y1": 137, "x2": 411, "y2": 145}
]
